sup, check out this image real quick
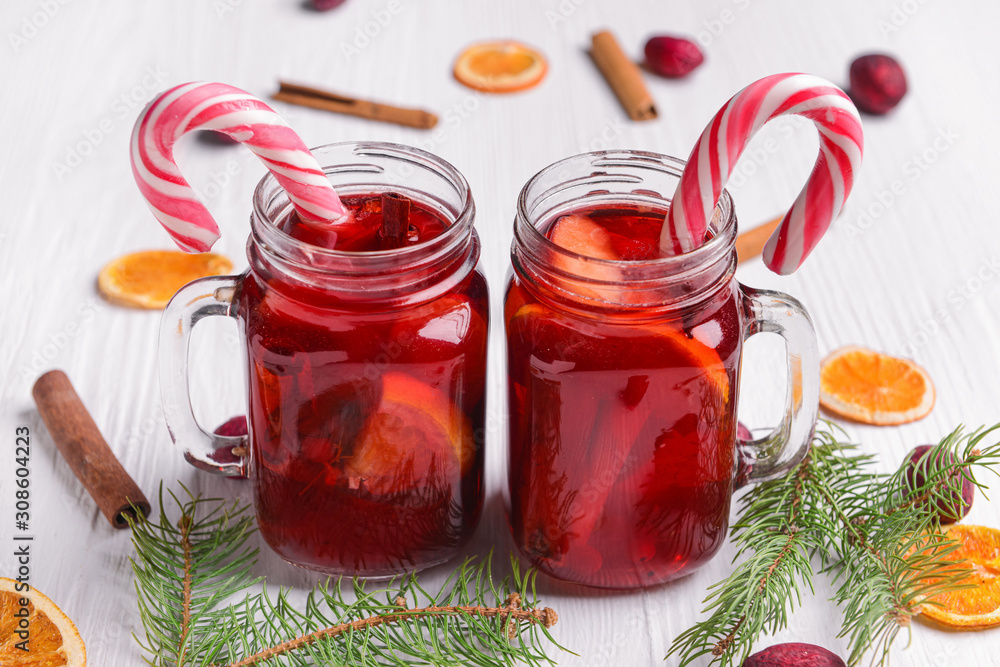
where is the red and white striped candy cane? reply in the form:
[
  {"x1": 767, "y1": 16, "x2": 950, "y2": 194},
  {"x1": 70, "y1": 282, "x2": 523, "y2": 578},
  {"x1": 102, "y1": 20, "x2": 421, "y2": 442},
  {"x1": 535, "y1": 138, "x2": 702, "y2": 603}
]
[
  {"x1": 661, "y1": 73, "x2": 864, "y2": 275},
  {"x1": 131, "y1": 82, "x2": 349, "y2": 252}
]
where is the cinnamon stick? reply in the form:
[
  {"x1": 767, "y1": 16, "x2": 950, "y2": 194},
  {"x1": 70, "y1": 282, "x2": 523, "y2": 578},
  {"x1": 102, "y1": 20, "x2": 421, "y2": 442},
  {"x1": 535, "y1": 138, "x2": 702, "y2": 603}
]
[
  {"x1": 590, "y1": 30, "x2": 657, "y2": 121},
  {"x1": 32, "y1": 370, "x2": 151, "y2": 529},
  {"x1": 274, "y1": 81, "x2": 438, "y2": 129},
  {"x1": 380, "y1": 192, "x2": 411, "y2": 249},
  {"x1": 736, "y1": 215, "x2": 783, "y2": 264}
]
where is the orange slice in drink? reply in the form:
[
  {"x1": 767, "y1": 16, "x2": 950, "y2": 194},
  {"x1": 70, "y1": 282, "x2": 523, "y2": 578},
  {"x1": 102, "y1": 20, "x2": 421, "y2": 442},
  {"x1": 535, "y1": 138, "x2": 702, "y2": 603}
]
[
  {"x1": 0, "y1": 578, "x2": 86, "y2": 665},
  {"x1": 916, "y1": 525, "x2": 1000, "y2": 630},
  {"x1": 819, "y1": 346, "x2": 935, "y2": 425},
  {"x1": 507, "y1": 300, "x2": 730, "y2": 571},
  {"x1": 543, "y1": 213, "x2": 672, "y2": 304},
  {"x1": 387, "y1": 293, "x2": 489, "y2": 413},
  {"x1": 545, "y1": 214, "x2": 625, "y2": 302},
  {"x1": 347, "y1": 372, "x2": 474, "y2": 495},
  {"x1": 453, "y1": 41, "x2": 547, "y2": 93},
  {"x1": 548, "y1": 214, "x2": 618, "y2": 260},
  {"x1": 509, "y1": 302, "x2": 728, "y2": 400},
  {"x1": 98, "y1": 250, "x2": 232, "y2": 309}
]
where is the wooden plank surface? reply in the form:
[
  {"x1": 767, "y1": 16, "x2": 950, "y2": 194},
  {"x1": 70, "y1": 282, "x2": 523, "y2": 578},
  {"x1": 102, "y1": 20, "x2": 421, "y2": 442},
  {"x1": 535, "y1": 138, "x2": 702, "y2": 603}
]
[{"x1": 1, "y1": 0, "x2": 999, "y2": 664}]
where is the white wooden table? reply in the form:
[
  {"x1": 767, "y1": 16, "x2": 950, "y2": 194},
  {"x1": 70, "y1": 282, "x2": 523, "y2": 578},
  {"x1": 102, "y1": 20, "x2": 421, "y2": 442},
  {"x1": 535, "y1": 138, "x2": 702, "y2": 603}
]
[{"x1": 2, "y1": 0, "x2": 999, "y2": 664}]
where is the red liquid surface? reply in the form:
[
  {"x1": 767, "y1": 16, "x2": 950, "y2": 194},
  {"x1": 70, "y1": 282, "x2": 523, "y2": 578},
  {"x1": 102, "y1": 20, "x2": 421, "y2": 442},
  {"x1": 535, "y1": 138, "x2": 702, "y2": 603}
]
[
  {"x1": 505, "y1": 204, "x2": 741, "y2": 588},
  {"x1": 239, "y1": 194, "x2": 488, "y2": 576},
  {"x1": 277, "y1": 194, "x2": 450, "y2": 252}
]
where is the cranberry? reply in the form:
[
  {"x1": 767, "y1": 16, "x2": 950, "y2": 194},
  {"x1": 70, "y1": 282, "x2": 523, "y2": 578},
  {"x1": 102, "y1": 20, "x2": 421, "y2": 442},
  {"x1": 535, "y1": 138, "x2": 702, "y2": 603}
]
[
  {"x1": 849, "y1": 54, "x2": 907, "y2": 115},
  {"x1": 737, "y1": 421, "x2": 752, "y2": 441},
  {"x1": 743, "y1": 643, "x2": 846, "y2": 666},
  {"x1": 903, "y1": 444, "x2": 975, "y2": 523},
  {"x1": 310, "y1": 0, "x2": 348, "y2": 11},
  {"x1": 644, "y1": 36, "x2": 704, "y2": 78},
  {"x1": 209, "y1": 416, "x2": 249, "y2": 478},
  {"x1": 214, "y1": 415, "x2": 248, "y2": 437}
]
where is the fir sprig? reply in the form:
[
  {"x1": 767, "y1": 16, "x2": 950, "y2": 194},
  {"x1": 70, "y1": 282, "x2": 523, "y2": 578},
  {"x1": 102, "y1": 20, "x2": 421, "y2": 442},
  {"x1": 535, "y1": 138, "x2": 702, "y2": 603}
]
[
  {"x1": 669, "y1": 423, "x2": 1000, "y2": 667},
  {"x1": 128, "y1": 485, "x2": 564, "y2": 667},
  {"x1": 130, "y1": 484, "x2": 260, "y2": 666}
]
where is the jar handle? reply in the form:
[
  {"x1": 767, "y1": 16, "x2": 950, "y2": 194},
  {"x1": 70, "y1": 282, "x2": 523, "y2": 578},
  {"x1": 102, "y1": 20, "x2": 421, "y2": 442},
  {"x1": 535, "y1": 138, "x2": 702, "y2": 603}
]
[
  {"x1": 159, "y1": 273, "x2": 246, "y2": 477},
  {"x1": 735, "y1": 285, "x2": 820, "y2": 487}
]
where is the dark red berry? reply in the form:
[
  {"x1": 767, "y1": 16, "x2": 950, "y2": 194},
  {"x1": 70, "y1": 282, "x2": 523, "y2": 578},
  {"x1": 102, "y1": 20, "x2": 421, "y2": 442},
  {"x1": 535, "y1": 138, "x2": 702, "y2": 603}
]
[
  {"x1": 903, "y1": 444, "x2": 975, "y2": 523},
  {"x1": 737, "y1": 421, "x2": 752, "y2": 441},
  {"x1": 644, "y1": 36, "x2": 704, "y2": 78},
  {"x1": 214, "y1": 415, "x2": 248, "y2": 437},
  {"x1": 311, "y1": 0, "x2": 347, "y2": 11},
  {"x1": 849, "y1": 54, "x2": 907, "y2": 115},
  {"x1": 209, "y1": 416, "x2": 249, "y2": 478},
  {"x1": 743, "y1": 643, "x2": 846, "y2": 667}
]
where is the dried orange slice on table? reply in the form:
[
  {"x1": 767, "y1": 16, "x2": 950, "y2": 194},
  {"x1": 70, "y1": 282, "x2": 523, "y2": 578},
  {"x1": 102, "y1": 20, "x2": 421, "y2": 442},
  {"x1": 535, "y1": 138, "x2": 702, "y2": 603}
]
[
  {"x1": 98, "y1": 250, "x2": 232, "y2": 309},
  {"x1": 917, "y1": 525, "x2": 1000, "y2": 630},
  {"x1": 819, "y1": 346, "x2": 935, "y2": 425},
  {"x1": 0, "y1": 577, "x2": 86, "y2": 665},
  {"x1": 454, "y1": 41, "x2": 547, "y2": 93}
]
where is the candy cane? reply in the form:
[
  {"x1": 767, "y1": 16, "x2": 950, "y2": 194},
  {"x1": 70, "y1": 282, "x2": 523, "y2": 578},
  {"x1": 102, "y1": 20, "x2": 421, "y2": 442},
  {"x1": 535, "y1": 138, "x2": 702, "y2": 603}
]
[
  {"x1": 661, "y1": 73, "x2": 864, "y2": 275},
  {"x1": 131, "y1": 81, "x2": 349, "y2": 252}
]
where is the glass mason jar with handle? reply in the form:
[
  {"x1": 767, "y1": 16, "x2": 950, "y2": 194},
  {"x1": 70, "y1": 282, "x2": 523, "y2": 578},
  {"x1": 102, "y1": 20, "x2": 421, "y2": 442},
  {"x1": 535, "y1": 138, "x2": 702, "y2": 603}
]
[
  {"x1": 504, "y1": 150, "x2": 818, "y2": 589},
  {"x1": 160, "y1": 142, "x2": 488, "y2": 578}
]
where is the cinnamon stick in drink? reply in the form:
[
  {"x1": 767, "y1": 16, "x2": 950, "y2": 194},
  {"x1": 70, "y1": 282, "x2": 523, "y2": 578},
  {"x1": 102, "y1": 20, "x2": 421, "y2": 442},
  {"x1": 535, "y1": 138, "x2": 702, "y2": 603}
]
[
  {"x1": 380, "y1": 192, "x2": 411, "y2": 249},
  {"x1": 32, "y1": 370, "x2": 151, "y2": 529},
  {"x1": 590, "y1": 30, "x2": 657, "y2": 121}
]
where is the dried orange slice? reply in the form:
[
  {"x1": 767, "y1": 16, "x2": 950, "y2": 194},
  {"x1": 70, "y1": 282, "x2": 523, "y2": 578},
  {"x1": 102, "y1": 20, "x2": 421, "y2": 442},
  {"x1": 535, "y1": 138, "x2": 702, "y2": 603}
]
[
  {"x1": 453, "y1": 41, "x2": 547, "y2": 93},
  {"x1": 819, "y1": 346, "x2": 934, "y2": 425},
  {"x1": 98, "y1": 250, "x2": 233, "y2": 309},
  {"x1": 0, "y1": 577, "x2": 86, "y2": 665},
  {"x1": 917, "y1": 525, "x2": 1000, "y2": 630}
]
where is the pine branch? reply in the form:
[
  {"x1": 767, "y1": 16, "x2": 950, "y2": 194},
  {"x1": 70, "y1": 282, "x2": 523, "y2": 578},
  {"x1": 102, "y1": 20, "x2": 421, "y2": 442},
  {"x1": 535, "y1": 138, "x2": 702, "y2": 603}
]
[
  {"x1": 221, "y1": 595, "x2": 556, "y2": 667},
  {"x1": 129, "y1": 483, "x2": 260, "y2": 667},
  {"x1": 128, "y1": 485, "x2": 565, "y2": 667},
  {"x1": 667, "y1": 423, "x2": 1000, "y2": 667},
  {"x1": 668, "y1": 429, "x2": 858, "y2": 667},
  {"x1": 827, "y1": 425, "x2": 1000, "y2": 665},
  {"x1": 177, "y1": 514, "x2": 193, "y2": 666}
]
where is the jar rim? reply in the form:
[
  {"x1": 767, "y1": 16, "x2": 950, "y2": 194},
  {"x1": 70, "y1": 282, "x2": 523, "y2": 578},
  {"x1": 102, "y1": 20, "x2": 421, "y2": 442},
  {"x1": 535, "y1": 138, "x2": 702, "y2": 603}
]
[
  {"x1": 514, "y1": 149, "x2": 736, "y2": 276},
  {"x1": 511, "y1": 149, "x2": 738, "y2": 315},
  {"x1": 251, "y1": 140, "x2": 475, "y2": 271}
]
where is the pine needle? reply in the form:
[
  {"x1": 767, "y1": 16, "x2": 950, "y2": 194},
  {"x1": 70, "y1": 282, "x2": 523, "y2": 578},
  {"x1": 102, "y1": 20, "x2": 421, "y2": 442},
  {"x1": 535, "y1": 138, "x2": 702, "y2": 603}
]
[
  {"x1": 128, "y1": 484, "x2": 566, "y2": 667},
  {"x1": 668, "y1": 422, "x2": 1000, "y2": 667}
]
